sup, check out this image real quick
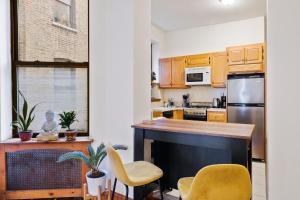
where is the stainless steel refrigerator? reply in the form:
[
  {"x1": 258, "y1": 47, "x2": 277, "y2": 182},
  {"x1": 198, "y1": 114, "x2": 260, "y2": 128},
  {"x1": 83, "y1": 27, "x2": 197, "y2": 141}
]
[{"x1": 227, "y1": 73, "x2": 265, "y2": 160}]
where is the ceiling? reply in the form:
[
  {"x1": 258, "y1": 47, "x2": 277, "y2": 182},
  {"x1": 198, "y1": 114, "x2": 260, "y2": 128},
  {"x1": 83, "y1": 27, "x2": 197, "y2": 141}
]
[{"x1": 152, "y1": 0, "x2": 266, "y2": 31}]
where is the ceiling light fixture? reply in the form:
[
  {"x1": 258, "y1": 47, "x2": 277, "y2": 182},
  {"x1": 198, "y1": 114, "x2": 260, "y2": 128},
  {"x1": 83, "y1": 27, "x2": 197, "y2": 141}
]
[{"x1": 219, "y1": 0, "x2": 235, "y2": 6}]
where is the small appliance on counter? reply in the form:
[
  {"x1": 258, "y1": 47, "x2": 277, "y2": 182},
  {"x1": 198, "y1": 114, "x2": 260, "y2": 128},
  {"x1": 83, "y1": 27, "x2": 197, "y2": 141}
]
[
  {"x1": 212, "y1": 98, "x2": 221, "y2": 108},
  {"x1": 220, "y1": 93, "x2": 227, "y2": 108},
  {"x1": 182, "y1": 94, "x2": 190, "y2": 107},
  {"x1": 166, "y1": 98, "x2": 175, "y2": 107}
]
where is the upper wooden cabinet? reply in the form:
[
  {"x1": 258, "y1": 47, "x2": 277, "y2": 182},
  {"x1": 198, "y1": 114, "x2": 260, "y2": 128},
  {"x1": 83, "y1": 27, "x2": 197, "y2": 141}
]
[
  {"x1": 186, "y1": 54, "x2": 210, "y2": 67},
  {"x1": 159, "y1": 58, "x2": 172, "y2": 88},
  {"x1": 227, "y1": 43, "x2": 265, "y2": 73},
  {"x1": 211, "y1": 52, "x2": 227, "y2": 88},
  {"x1": 171, "y1": 57, "x2": 186, "y2": 88},
  {"x1": 227, "y1": 46, "x2": 245, "y2": 65},
  {"x1": 159, "y1": 57, "x2": 187, "y2": 89},
  {"x1": 245, "y1": 44, "x2": 263, "y2": 64}
]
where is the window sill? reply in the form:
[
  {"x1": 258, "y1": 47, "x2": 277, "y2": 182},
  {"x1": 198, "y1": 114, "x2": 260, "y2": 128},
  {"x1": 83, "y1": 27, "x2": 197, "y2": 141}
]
[{"x1": 52, "y1": 21, "x2": 78, "y2": 33}]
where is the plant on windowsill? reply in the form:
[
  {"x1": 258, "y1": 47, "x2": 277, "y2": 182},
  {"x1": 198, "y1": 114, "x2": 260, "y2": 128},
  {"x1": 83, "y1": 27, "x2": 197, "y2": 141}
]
[
  {"x1": 58, "y1": 111, "x2": 78, "y2": 141},
  {"x1": 12, "y1": 91, "x2": 39, "y2": 142},
  {"x1": 58, "y1": 143, "x2": 128, "y2": 196}
]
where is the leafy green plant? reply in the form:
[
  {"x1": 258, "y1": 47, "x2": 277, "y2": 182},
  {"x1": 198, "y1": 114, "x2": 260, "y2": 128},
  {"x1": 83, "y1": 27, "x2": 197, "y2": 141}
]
[
  {"x1": 12, "y1": 91, "x2": 38, "y2": 132},
  {"x1": 58, "y1": 111, "x2": 77, "y2": 131},
  {"x1": 58, "y1": 143, "x2": 128, "y2": 178}
]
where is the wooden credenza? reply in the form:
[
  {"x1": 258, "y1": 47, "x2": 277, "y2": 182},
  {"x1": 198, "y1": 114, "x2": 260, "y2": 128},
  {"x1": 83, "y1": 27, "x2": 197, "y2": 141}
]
[{"x1": 0, "y1": 137, "x2": 93, "y2": 200}]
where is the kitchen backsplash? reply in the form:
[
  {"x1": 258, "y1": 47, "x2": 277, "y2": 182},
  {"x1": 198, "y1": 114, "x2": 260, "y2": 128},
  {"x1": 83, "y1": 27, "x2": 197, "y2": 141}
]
[{"x1": 161, "y1": 86, "x2": 226, "y2": 106}]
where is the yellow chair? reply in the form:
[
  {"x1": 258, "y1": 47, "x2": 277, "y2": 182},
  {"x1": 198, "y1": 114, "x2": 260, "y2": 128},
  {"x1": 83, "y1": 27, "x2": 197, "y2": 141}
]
[
  {"x1": 106, "y1": 145, "x2": 164, "y2": 200},
  {"x1": 177, "y1": 164, "x2": 252, "y2": 200}
]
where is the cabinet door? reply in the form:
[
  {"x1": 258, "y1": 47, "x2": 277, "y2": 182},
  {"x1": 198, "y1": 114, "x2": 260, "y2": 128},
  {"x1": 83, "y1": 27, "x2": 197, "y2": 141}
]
[
  {"x1": 152, "y1": 111, "x2": 163, "y2": 119},
  {"x1": 186, "y1": 54, "x2": 210, "y2": 67},
  {"x1": 211, "y1": 52, "x2": 227, "y2": 88},
  {"x1": 173, "y1": 110, "x2": 184, "y2": 120},
  {"x1": 245, "y1": 44, "x2": 263, "y2": 64},
  {"x1": 228, "y1": 64, "x2": 264, "y2": 74},
  {"x1": 207, "y1": 112, "x2": 227, "y2": 123},
  {"x1": 159, "y1": 58, "x2": 172, "y2": 88},
  {"x1": 171, "y1": 57, "x2": 186, "y2": 88},
  {"x1": 227, "y1": 46, "x2": 245, "y2": 65}
]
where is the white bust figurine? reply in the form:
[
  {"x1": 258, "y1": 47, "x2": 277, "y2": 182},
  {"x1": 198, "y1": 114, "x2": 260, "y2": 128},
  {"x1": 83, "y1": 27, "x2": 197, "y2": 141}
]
[{"x1": 41, "y1": 110, "x2": 58, "y2": 132}]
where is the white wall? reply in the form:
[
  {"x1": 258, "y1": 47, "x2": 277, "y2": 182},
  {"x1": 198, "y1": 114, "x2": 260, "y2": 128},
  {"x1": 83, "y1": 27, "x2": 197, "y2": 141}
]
[
  {"x1": 162, "y1": 87, "x2": 226, "y2": 106},
  {"x1": 0, "y1": 0, "x2": 12, "y2": 141},
  {"x1": 151, "y1": 25, "x2": 166, "y2": 52},
  {"x1": 90, "y1": 0, "x2": 151, "y2": 197},
  {"x1": 267, "y1": 0, "x2": 300, "y2": 199},
  {"x1": 151, "y1": 25, "x2": 166, "y2": 83},
  {"x1": 164, "y1": 16, "x2": 265, "y2": 58}
]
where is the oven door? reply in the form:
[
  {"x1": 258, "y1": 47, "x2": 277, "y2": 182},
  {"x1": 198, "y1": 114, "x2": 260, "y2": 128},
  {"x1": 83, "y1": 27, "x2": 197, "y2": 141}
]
[{"x1": 183, "y1": 114, "x2": 207, "y2": 121}]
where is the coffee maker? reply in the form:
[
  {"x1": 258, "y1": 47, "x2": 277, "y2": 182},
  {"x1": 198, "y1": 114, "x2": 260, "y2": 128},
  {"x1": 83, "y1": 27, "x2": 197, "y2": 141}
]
[
  {"x1": 182, "y1": 94, "x2": 190, "y2": 107},
  {"x1": 220, "y1": 93, "x2": 226, "y2": 108}
]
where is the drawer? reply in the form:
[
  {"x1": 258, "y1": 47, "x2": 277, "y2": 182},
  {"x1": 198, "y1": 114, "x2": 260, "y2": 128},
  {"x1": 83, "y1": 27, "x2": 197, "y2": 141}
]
[{"x1": 207, "y1": 111, "x2": 227, "y2": 123}]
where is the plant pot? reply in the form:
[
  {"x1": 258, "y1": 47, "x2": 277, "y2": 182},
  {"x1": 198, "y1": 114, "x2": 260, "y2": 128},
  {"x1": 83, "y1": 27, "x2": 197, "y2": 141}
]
[
  {"x1": 86, "y1": 171, "x2": 106, "y2": 196},
  {"x1": 64, "y1": 130, "x2": 77, "y2": 141},
  {"x1": 18, "y1": 131, "x2": 33, "y2": 141}
]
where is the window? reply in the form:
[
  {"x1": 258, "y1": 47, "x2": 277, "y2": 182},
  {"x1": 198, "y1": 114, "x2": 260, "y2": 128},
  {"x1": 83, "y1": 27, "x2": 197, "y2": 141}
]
[
  {"x1": 53, "y1": 0, "x2": 76, "y2": 28},
  {"x1": 11, "y1": 0, "x2": 89, "y2": 136}
]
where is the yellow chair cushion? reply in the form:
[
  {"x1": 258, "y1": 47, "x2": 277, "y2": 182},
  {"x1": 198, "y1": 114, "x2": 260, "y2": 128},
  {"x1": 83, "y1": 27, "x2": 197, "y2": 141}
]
[
  {"x1": 178, "y1": 177, "x2": 194, "y2": 199},
  {"x1": 106, "y1": 145, "x2": 163, "y2": 187},
  {"x1": 124, "y1": 161, "x2": 163, "y2": 187},
  {"x1": 177, "y1": 164, "x2": 252, "y2": 200}
]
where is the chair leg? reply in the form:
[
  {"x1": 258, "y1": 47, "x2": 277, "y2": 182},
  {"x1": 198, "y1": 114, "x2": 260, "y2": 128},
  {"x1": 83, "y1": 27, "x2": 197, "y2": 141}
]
[
  {"x1": 111, "y1": 178, "x2": 117, "y2": 200},
  {"x1": 125, "y1": 185, "x2": 129, "y2": 200},
  {"x1": 157, "y1": 179, "x2": 164, "y2": 200}
]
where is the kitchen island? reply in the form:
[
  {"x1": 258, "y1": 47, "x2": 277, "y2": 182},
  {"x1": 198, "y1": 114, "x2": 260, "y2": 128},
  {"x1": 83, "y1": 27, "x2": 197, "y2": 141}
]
[{"x1": 132, "y1": 119, "x2": 254, "y2": 199}]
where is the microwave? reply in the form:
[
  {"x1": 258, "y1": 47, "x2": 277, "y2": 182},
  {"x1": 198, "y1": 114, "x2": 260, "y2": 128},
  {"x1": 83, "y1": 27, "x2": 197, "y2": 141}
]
[{"x1": 185, "y1": 66, "x2": 211, "y2": 86}]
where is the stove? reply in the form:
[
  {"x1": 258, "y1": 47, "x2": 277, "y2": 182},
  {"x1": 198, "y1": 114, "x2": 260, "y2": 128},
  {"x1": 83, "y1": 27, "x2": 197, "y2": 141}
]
[{"x1": 183, "y1": 102, "x2": 212, "y2": 121}]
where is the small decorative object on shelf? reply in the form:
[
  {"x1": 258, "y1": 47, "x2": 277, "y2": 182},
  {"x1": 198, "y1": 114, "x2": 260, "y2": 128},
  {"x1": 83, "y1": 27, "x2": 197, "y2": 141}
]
[
  {"x1": 58, "y1": 143, "x2": 127, "y2": 196},
  {"x1": 58, "y1": 111, "x2": 78, "y2": 141},
  {"x1": 37, "y1": 110, "x2": 59, "y2": 141},
  {"x1": 151, "y1": 71, "x2": 157, "y2": 83},
  {"x1": 36, "y1": 132, "x2": 58, "y2": 141},
  {"x1": 12, "y1": 90, "x2": 39, "y2": 142},
  {"x1": 41, "y1": 110, "x2": 58, "y2": 132}
]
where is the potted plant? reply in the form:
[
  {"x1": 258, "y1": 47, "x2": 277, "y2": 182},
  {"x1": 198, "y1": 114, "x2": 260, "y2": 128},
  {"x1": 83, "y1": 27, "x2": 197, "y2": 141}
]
[
  {"x1": 58, "y1": 111, "x2": 78, "y2": 141},
  {"x1": 58, "y1": 143, "x2": 127, "y2": 196},
  {"x1": 12, "y1": 91, "x2": 38, "y2": 141}
]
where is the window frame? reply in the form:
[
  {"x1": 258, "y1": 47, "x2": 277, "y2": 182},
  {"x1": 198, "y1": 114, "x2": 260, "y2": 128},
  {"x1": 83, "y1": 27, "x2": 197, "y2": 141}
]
[
  {"x1": 54, "y1": 0, "x2": 76, "y2": 29},
  {"x1": 10, "y1": 0, "x2": 90, "y2": 138}
]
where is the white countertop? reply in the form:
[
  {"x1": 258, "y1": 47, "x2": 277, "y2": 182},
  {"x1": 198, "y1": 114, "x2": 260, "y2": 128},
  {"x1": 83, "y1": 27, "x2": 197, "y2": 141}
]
[{"x1": 207, "y1": 108, "x2": 227, "y2": 112}]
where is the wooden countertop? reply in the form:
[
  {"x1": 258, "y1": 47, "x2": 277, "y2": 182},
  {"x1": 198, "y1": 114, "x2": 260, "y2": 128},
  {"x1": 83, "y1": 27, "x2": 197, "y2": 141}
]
[
  {"x1": 0, "y1": 136, "x2": 93, "y2": 144},
  {"x1": 132, "y1": 119, "x2": 254, "y2": 140}
]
